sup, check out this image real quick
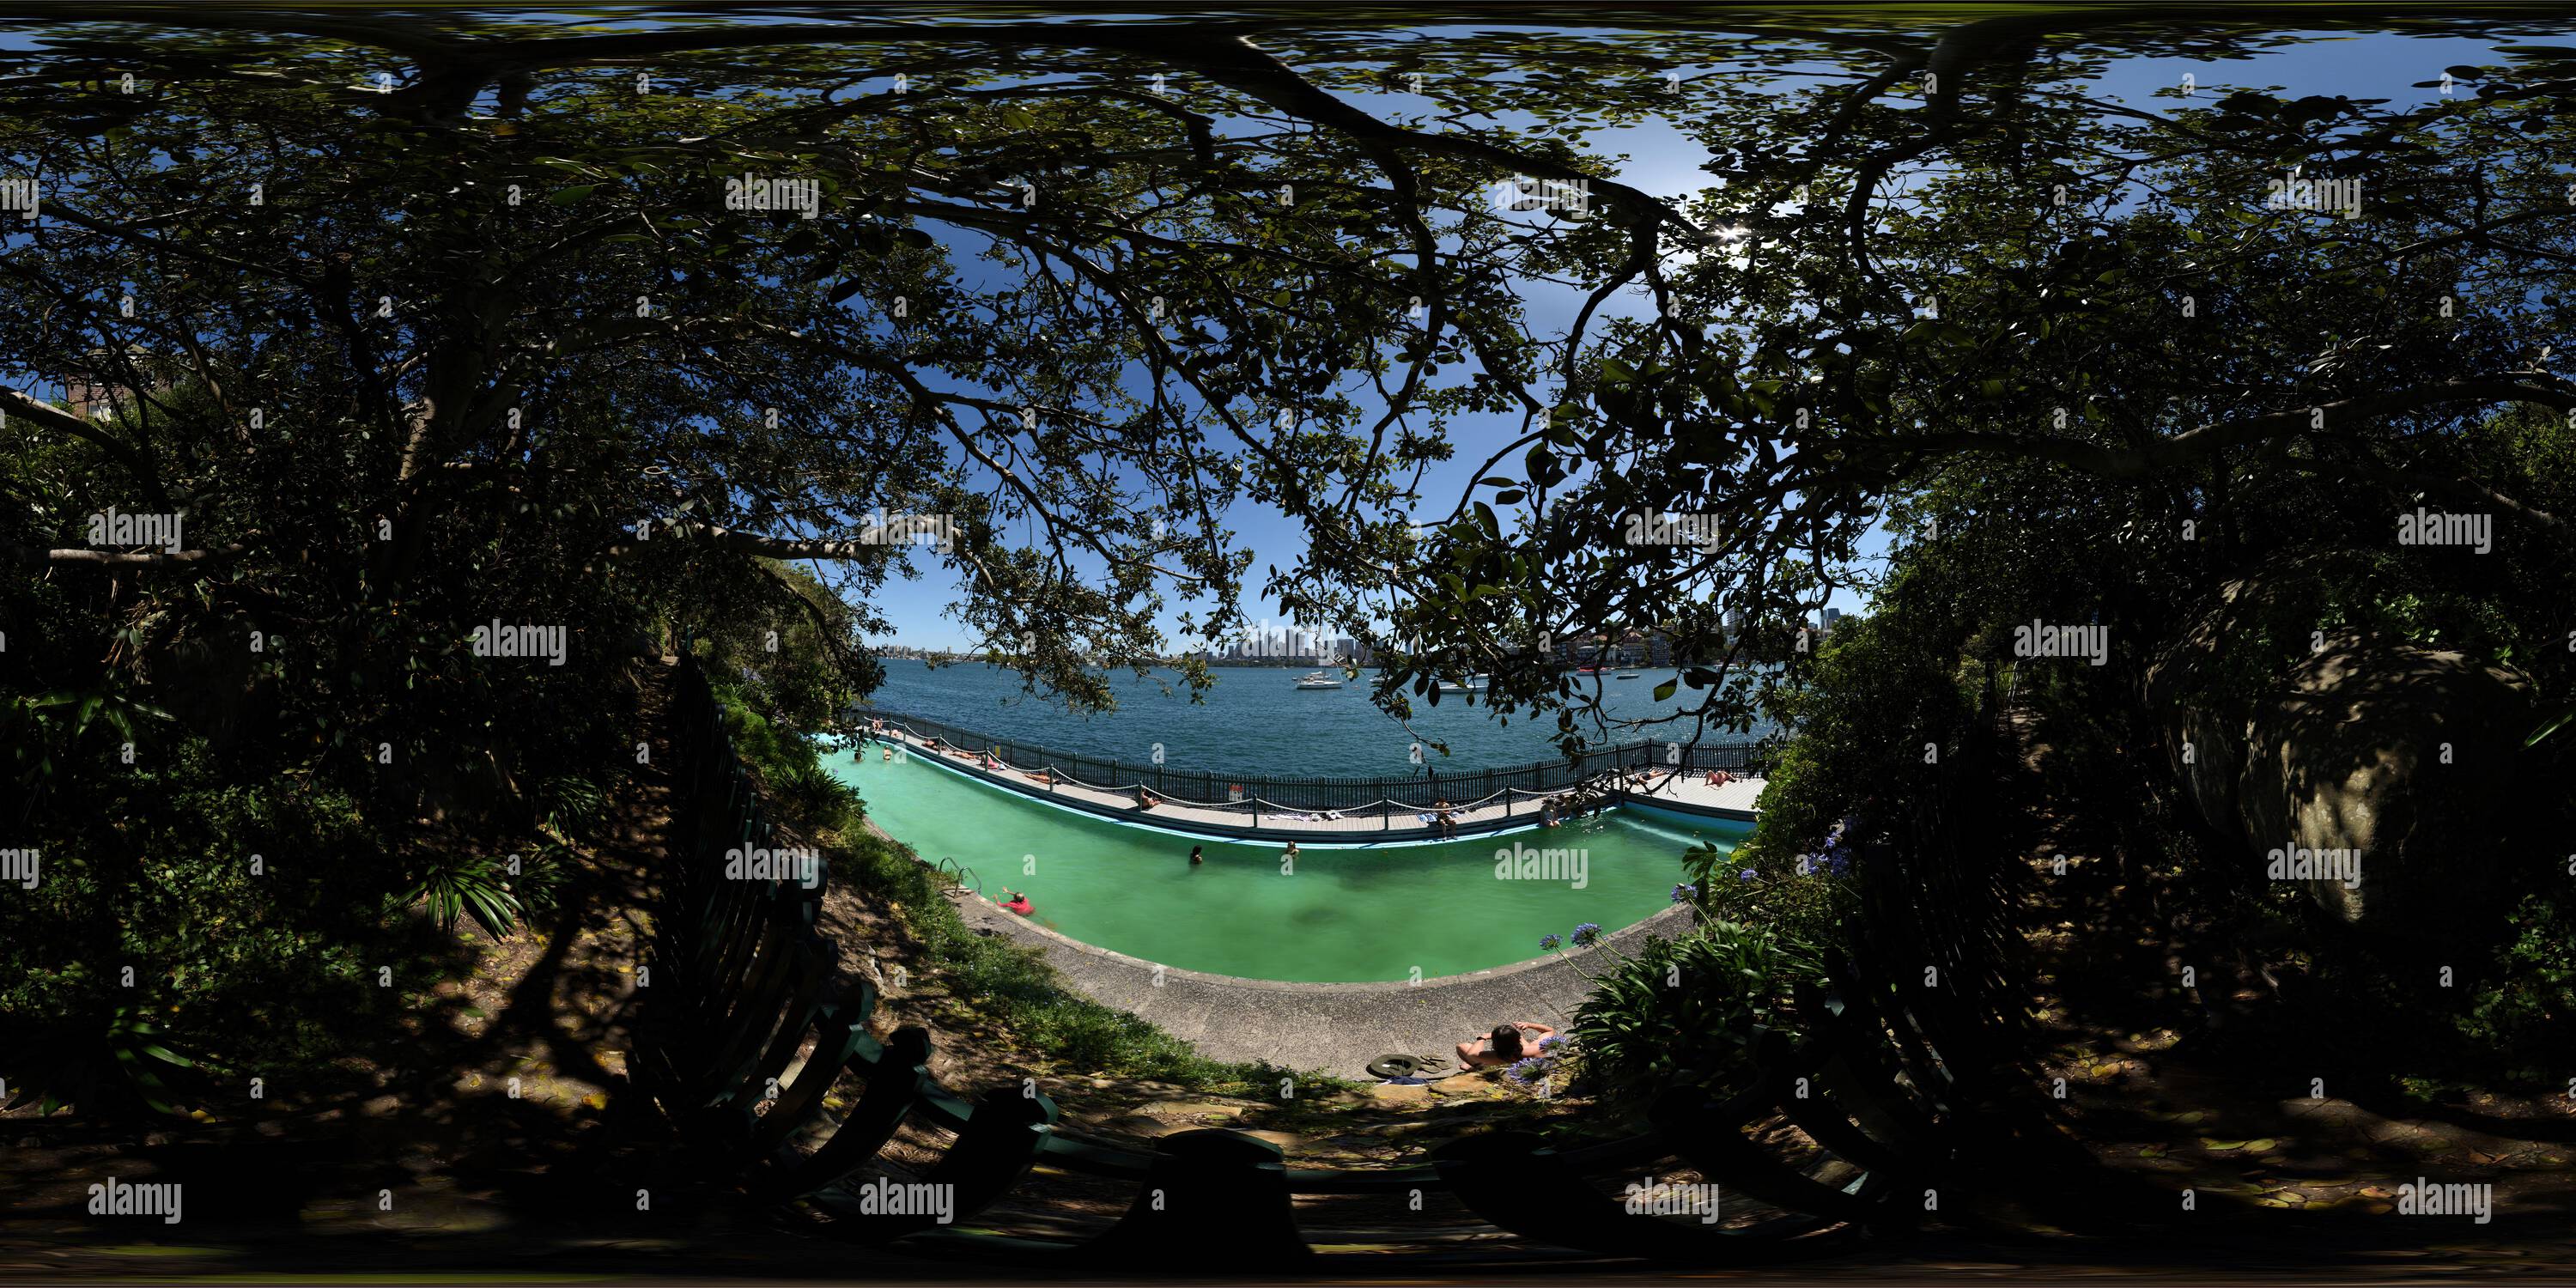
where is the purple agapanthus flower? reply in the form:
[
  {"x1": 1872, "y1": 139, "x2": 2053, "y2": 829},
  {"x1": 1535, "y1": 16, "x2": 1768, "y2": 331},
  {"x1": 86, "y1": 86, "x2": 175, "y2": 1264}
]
[
  {"x1": 1536, "y1": 1034, "x2": 1564, "y2": 1053},
  {"x1": 1739, "y1": 868, "x2": 1759, "y2": 882},
  {"x1": 1539, "y1": 933, "x2": 1563, "y2": 951},
  {"x1": 1570, "y1": 922, "x2": 1602, "y2": 948},
  {"x1": 1504, "y1": 1057, "x2": 1552, "y2": 1086},
  {"x1": 1671, "y1": 882, "x2": 1699, "y2": 903}
]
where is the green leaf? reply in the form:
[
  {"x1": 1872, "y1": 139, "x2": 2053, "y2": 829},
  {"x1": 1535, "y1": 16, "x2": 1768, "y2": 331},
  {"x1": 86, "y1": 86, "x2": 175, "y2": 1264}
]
[
  {"x1": 2527, "y1": 702, "x2": 2576, "y2": 747},
  {"x1": 1653, "y1": 678, "x2": 1678, "y2": 701},
  {"x1": 549, "y1": 185, "x2": 597, "y2": 204}
]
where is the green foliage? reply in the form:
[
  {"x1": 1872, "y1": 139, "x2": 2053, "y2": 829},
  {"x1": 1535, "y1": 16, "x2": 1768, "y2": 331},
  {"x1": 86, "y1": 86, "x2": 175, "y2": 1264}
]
[
  {"x1": 2460, "y1": 895, "x2": 2576, "y2": 1066},
  {"x1": 535, "y1": 775, "x2": 611, "y2": 842},
  {"x1": 3, "y1": 1006, "x2": 201, "y2": 1119},
  {"x1": 773, "y1": 761, "x2": 865, "y2": 835},
  {"x1": 1730, "y1": 605, "x2": 1976, "y2": 887},
  {"x1": 1568, "y1": 921, "x2": 1821, "y2": 1104},
  {"x1": 394, "y1": 853, "x2": 523, "y2": 939}
]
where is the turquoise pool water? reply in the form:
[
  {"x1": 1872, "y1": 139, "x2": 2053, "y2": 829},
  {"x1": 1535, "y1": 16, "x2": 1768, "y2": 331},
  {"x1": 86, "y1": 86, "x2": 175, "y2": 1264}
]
[{"x1": 829, "y1": 746, "x2": 1749, "y2": 982}]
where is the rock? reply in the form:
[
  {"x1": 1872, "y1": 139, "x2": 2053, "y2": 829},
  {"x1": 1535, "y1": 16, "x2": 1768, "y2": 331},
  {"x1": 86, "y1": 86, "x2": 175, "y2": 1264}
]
[
  {"x1": 1365, "y1": 1082, "x2": 1431, "y2": 1105},
  {"x1": 2149, "y1": 568, "x2": 2538, "y2": 939},
  {"x1": 1430, "y1": 1073, "x2": 1490, "y2": 1095},
  {"x1": 2239, "y1": 641, "x2": 2533, "y2": 933},
  {"x1": 1103, "y1": 1113, "x2": 1181, "y2": 1139},
  {"x1": 1240, "y1": 1129, "x2": 1309, "y2": 1150},
  {"x1": 1138, "y1": 1100, "x2": 1248, "y2": 1119}
]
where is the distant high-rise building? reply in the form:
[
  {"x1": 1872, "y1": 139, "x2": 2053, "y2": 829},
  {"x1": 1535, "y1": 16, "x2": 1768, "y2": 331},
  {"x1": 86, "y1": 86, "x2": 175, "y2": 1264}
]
[{"x1": 1821, "y1": 607, "x2": 1845, "y2": 632}]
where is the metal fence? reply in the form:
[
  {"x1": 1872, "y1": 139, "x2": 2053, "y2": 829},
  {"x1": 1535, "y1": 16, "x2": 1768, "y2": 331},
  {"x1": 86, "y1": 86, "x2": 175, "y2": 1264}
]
[{"x1": 856, "y1": 707, "x2": 1770, "y2": 812}]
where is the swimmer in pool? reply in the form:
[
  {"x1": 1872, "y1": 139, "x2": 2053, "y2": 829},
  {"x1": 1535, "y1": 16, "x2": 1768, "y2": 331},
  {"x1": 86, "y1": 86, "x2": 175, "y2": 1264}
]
[
  {"x1": 1189, "y1": 845, "x2": 1204, "y2": 866},
  {"x1": 1000, "y1": 889, "x2": 1034, "y2": 915}
]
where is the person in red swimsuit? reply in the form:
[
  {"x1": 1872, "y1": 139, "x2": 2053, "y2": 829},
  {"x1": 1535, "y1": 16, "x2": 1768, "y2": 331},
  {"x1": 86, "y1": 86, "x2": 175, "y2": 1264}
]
[{"x1": 1000, "y1": 888, "x2": 1034, "y2": 916}]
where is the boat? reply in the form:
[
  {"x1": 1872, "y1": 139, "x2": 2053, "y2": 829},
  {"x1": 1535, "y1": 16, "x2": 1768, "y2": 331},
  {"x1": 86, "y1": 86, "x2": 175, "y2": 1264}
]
[
  {"x1": 1294, "y1": 671, "x2": 1344, "y2": 690},
  {"x1": 1616, "y1": 671, "x2": 1641, "y2": 678},
  {"x1": 1437, "y1": 675, "x2": 1485, "y2": 693}
]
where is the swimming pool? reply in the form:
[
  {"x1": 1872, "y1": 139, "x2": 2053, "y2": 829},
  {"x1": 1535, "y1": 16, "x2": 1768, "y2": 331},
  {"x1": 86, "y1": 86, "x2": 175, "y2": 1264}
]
[{"x1": 829, "y1": 746, "x2": 1750, "y2": 983}]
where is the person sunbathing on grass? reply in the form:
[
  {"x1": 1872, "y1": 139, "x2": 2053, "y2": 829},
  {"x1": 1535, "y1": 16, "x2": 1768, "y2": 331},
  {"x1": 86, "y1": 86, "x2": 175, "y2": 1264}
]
[{"x1": 1455, "y1": 1021, "x2": 1556, "y2": 1070}]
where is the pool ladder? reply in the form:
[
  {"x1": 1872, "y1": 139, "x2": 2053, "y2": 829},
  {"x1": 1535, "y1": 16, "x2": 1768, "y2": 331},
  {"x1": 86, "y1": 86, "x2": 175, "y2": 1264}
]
[{"x1": 934, "y1": 856, "x2": 982, "y2": 896}]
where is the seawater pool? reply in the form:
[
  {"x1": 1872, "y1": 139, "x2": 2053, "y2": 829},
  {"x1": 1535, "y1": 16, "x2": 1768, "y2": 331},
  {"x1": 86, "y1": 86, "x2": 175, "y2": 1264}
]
[{"x1": 829, "y1": 746, "x2": 1750, "y2": 982}]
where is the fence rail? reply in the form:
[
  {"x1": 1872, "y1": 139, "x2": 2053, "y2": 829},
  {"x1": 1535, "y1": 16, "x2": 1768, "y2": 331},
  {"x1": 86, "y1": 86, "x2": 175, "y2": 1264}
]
[
  {"x1": 643, "y1": 646, "x2": 2037, "y2": 1268},
  {"x1": 855, "y1": 706, "x2": 1769, "y2": 812}
]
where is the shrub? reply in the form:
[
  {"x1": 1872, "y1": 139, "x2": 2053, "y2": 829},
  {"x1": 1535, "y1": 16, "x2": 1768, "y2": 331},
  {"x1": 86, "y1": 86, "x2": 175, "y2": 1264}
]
[
  {"x1": 1567, "y1": 920, "x2": 1821, "y2": 1105},
  {"x1": 2461, "y1": 894, "x2": 2576, "y2": 1069}
]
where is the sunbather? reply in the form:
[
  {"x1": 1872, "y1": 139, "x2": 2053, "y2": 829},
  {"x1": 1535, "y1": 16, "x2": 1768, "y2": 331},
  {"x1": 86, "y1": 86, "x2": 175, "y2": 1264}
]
[{"x1": 1456, "y1": 1021, "x2": 1556, "y2": 1070}]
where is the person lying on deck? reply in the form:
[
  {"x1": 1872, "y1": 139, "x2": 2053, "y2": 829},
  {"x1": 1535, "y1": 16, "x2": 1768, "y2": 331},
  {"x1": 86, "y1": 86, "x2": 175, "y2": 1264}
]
[{"x1": 1456, "y1": 1021, "x2": 1556, "y2": 1070}]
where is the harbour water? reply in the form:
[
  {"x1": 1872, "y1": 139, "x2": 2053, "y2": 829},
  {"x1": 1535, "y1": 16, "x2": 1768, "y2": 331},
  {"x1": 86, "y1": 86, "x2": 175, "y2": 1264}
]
[{"x1": 854, "y1": 663, "x2": 1777, "y2": 780}]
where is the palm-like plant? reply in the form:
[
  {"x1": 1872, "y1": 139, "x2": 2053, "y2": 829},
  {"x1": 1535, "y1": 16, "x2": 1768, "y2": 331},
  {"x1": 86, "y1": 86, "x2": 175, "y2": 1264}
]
[
  {"x1": 4, "y1": 1006, "x2": 200, "y2": 1117},
  {"x1": 394, "y1": 853, "x2": 523, "y2": 939}
]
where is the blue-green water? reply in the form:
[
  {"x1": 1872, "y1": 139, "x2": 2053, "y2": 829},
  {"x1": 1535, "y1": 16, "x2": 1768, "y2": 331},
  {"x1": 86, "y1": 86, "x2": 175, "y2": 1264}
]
[
  {"x1": 833, "y1": 746, "x2": 1748, "y2": 981},
  {"x1": 856, "y1": 664, "x2": 1773, "y2": 780}
]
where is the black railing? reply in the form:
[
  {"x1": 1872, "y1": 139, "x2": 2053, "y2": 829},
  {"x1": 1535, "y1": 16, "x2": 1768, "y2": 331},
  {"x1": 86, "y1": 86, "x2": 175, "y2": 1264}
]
[
  {"x1": 855, "y1": 706, "x2": 1768, "y2": 812},
  {"x1": 638, "y1": 645, "x2": 2061, "y2": 1267}
]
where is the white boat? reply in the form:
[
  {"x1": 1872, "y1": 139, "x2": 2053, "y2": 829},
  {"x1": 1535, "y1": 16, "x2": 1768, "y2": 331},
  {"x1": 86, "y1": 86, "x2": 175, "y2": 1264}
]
[
  {"x1": 1616, "y1": 671, "x2": 1641, "y2": 678},
  {"x1": 1295, "y1": 671, "x2": 1344, "y2": 690},
  {"x1": 1437, "y1": 675, "x2": 1485, "y2": 693}
]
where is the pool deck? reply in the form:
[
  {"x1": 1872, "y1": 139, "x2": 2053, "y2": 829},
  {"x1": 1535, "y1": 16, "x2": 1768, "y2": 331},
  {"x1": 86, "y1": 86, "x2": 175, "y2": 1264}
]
[
  {"x1": 938, "y1": 863, "x2": 1705, "y2": 1078},
  {"x1": 853, "y1": 729, "x2": 1765, "y2": 1077},
  {"x1": 864, "y1": 724, "x2": 1762, "y2": 847}
]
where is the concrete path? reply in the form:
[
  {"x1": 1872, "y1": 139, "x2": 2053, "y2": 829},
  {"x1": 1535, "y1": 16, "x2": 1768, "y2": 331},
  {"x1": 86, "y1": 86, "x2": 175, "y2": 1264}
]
[{"x1": 948, "y1": 884, "x2": 1700, "y2": 1079}]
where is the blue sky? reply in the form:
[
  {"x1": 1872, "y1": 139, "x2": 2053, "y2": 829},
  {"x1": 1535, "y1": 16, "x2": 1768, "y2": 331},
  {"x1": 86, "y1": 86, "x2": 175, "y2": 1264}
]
[
  {"x1": 0, "y1": 16, "x2": 2507, "y2": 653},
  {"x1": 854, "y1": 23, "x2": 2501, "y2": 651}
]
